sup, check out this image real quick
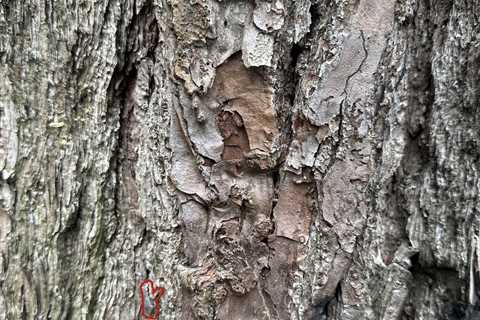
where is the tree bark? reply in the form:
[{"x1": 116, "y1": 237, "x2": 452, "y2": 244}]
[{"x1": 1, "y1": 0, "x2": 479, "y2": 319}]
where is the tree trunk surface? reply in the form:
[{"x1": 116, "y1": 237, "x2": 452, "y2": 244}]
[{"x1": 1, "y1": 0, "x2": 479, "y2": 319}]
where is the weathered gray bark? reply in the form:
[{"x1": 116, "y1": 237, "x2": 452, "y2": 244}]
[{"x1": 1, "y1": 0, "x2": 479, "y2": 319}]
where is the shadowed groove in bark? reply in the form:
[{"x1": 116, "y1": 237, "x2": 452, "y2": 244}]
[{"x1": 87, "y1": 0, "x2": 159, "y2": 316}]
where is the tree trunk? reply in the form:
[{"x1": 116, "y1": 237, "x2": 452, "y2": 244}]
[{"x1": 1, "y1": 0, "x2": 479, "y2": 319}]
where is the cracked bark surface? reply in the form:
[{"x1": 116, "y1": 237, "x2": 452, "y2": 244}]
[{"x1": 1, "y1": 0, "x2": 480, "y2": 319}]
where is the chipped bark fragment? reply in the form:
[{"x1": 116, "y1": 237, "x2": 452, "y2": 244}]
[
  {"x1": 253, "y1": 0, "x2": 285, "y2": 33},
  {"x1": 180, "y1": 91, "x2": 224, "y2": 162},
  {"x1": 170, "y1": 108, "x2": 211, "y2": 201},
  {"x1": 273, "y1": 173, "x2": 312, "y2": 243},
  {"x1": 242, "y1": 23, "x2": 275, "y2": 68}
]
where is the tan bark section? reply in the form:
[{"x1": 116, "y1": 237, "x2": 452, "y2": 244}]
[{"x1": 212, "y1": 54, "x2": 277, "y2": 154}]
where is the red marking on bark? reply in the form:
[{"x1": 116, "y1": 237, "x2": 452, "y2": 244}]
[{"x1": 139, "y1": 279, "x2": 166, "y2": 320}]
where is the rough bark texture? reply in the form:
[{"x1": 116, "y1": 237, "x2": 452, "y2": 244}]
[{"x1": 1, "y1": 0, "x2": 479, "y2": 319}]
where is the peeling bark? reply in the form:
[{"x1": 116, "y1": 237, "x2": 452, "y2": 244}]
[{"x1": 1, "y1": 0, "x2": 480, "y2": 319}]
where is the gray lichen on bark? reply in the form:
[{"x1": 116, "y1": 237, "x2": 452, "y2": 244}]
[{"x1": 1, "y1": 0, "x2": 480, "y2": 319}]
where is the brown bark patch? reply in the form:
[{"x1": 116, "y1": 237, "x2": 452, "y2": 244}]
[
  {"x1": 212, "y1": 53, "x2": 278, "y2": 154},
  {"x1": 217, "y1": 110, "x2": 250, "y2": 160},
  {"x1": 273, "y1": 173, "x2": 312, "y2": 243}
]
